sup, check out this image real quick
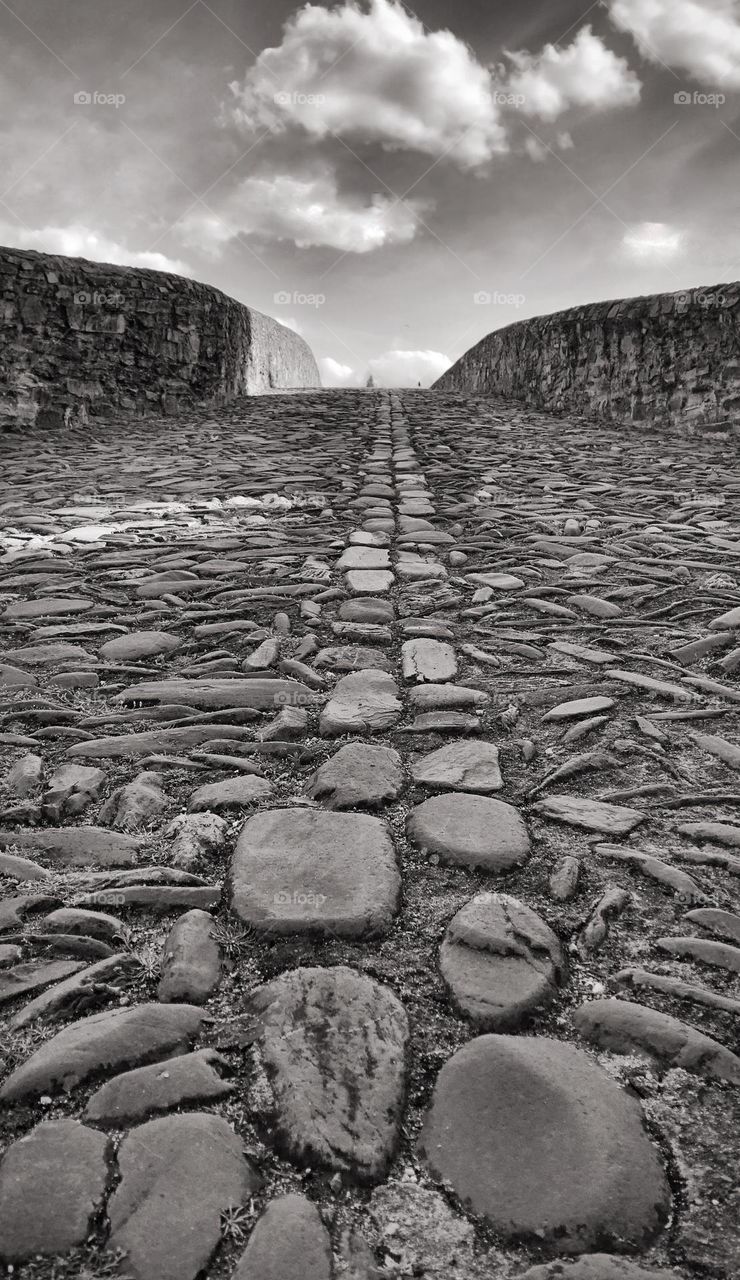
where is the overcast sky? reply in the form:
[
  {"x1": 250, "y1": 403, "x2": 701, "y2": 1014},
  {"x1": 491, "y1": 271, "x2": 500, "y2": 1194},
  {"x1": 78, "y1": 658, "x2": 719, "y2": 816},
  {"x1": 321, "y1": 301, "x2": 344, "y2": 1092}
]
[{"x1": 2, "y1": 0, "x2": 739, "y2": 385}]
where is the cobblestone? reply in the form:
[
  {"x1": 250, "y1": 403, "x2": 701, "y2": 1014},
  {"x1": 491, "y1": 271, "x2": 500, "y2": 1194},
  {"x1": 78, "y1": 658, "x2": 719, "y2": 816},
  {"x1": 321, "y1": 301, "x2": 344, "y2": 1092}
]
[{"x1": 0, "y1": 388, "x2": 738, "y2": 1276}]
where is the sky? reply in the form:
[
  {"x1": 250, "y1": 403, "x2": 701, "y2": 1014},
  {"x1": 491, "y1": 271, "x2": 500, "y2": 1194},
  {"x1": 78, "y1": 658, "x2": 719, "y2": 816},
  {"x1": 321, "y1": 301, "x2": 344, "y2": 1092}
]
[{"x1": 1, "y1": 0, "x2": 740, "y2": 386}]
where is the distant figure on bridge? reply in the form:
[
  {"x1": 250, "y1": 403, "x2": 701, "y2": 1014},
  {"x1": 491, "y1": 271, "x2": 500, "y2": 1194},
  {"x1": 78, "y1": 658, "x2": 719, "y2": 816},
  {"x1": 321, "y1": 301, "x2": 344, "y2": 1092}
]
[{"x1": 365, "y1": 373, "x2": 376, "y2": 388}]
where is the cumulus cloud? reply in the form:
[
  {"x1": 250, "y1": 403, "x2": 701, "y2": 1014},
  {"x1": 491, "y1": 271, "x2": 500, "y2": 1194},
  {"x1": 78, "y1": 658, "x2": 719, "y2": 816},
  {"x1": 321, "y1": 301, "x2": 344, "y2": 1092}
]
[
  {"x1": 180, "y1": 166, "x2": 427, "y2": 254},
  {"x1": 319, "y1": 357, "x2": 361, "y2": 386},
  {"x1": 229, "y1": 0, "x2": 508, "y2": 169},
  {"x1": 609, "y1": 0, "x2": 740, "y2": 87},
  {"x1": 0, "y1": 222, "x2": 191, "y2": 275},
  {"x1": 368, "y1": 349, "x2": 452, "y2": 386},
  {"x1": 506, "y1": 26, "x2": 641, "y2": 120},
  {"x1": 622, "y1": 221, "x2": 684, "y2": 258}
]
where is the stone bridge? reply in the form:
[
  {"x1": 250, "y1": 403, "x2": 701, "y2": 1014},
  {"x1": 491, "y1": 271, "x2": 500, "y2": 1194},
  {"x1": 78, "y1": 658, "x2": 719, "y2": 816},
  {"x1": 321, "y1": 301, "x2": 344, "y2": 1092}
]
[{"x1": 0, "y1": 387, "x2": 739, "y2": 1280}]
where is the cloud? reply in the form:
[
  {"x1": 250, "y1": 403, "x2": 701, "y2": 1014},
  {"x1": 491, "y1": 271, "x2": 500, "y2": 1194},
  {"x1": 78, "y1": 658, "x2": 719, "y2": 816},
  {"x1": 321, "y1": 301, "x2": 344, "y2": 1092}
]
[
  {"x1": 622, "y1": 221, "x2": 684, "y2": 258},
  {"x1": 229, "y1": 0, "x2": 508, "y2": 169},
  {"x1": 505, "y1": 26, "x2": 641, "y2": 121},
  {"x1": 180, "y1": 166, "x2": 428, "y2": 254},
  {"x1": 609, "y1": 0, "x2": 740, "y2": 87},
  {"x1": 320, "y1": 349, "x2": 452, "y2": 387},
  {"x1": 0, "y1": 222, "x2": 190, "y2": 275},
  {"x1": 368, "y1": 349, "x2": 452, "y2": 386},
  {"x1": 319, "y1": 357, "x2": 360, "y2": 386}
]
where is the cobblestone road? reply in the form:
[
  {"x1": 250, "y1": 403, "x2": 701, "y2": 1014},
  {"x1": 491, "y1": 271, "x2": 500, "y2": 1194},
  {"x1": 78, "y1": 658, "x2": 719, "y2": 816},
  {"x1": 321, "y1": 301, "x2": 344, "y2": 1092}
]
[{"x1": 0, "y1": 389, "x2": 739, "y2": 1280}]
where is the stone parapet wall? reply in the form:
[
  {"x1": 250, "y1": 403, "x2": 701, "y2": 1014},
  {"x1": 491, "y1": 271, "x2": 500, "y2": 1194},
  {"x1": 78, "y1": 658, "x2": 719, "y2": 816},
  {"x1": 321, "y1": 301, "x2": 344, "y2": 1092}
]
[
  {"x1": 0, "y1": 246, "x2": 320, "y2": 428},
  {"x1": 434, "y1": 284, "x2": 740, "y2": 434}
]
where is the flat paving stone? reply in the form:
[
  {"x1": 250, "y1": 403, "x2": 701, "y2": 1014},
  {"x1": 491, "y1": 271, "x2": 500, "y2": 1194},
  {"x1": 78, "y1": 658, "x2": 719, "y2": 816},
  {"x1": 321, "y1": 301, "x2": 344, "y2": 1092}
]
[
  {"x1": 3, "y1": 596, "x2": 93, "y2": 619},
  {"x1": 542, "y1": 695, "x2": 616, "y2": 721},
  {"x1": 233, "y1": 1193, "x2": 332, "y2": 1280},
  {"x1": 115, "y1": 677, "x2": 319, "y2": 710},
  {"x1": 306, "y1": 742, "x2": 403, "y2": 808},
  {"x1": 84, "y1": 1048, "x2": 234, "y2": 1125},
  {"x1": 314, "y1": 643, "x2": 393, "y2": 671},
  {"x1": 66, "y1": 724, "x2": 257, "y2": 758},
  {"x1": 108, "y1": 1113, "x2": 259, "y2": 1280},
  {"x1": 337, "y1": 546, "x2": 391, "y2": 569},
  {"x1": 320, "y1": 669, "x2": 402, "y2": 734},
  {"x1": 402, "y1": 638, "x2": 458, "y2": 682},
  {"x1": 411, "y1": 740, "x2": 502, "y2": 792},
  {"x1": 407, "y1": 794, "x2": 530, "y2": 871},
  {"x1": 99, "y1": 630, "x2": 181, "y2": 660},
  {"x1": 345, "y1": 568, "x2": 395, "y2": 593},
  {"x1": 188, "y1": 774, "x2": 272, "y2": 811},
  {"x1": 246, "y1": 965, "x2": 408, "y2": 1179},
  {"x1": 440, "y1": 893, "x2": 563, "y2": 1028},
  {"x1": 0, "y1": 1119, "x2": 109, "y2": 1261},
  {"x1": 0, "y1": 663, "x2": 36, "y2": 687},
  {"x1": 531, "y1": 794, "x2": 646, "y2": 835},
  {"x1": 0, "y1": 825, "x2": 141, "y2": 866},
  {"x1": 0, "y1": 957, "x2": 84, "y2": 1006},
  {"x1": 0, "y1": 1002, "x2": 207, "y2": 1101},
  {"x1": 573, "y1": 998, "x2": 740, "y2": 1084},
  {"x1": 418, "y1": 1034, "x2": 670, "y2": 1251},
  {"x1": 409, "y1": 682, "x2": 488, "y2": 710},
  {"x1": 339, "y1": 597, "x2": 395, "y2": 623},
  {"x1": 231, "y1": 808, "x2": 400, "y2": 937}
]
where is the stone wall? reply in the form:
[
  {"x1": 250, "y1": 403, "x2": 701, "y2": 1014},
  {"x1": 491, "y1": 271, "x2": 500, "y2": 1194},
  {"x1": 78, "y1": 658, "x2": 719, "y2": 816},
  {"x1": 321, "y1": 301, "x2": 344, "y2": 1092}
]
[
  {"x1": 0, "y1": 246, "x2": 320, "y2": 428},
  {"x1": 434, "y1": 284, "x2": 740, "y2": 434}
]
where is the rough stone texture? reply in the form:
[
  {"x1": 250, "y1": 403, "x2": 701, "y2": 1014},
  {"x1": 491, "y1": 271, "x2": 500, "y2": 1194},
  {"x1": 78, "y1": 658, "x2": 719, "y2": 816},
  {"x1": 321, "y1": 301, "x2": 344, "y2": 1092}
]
[
  {"x1": 411, "y1": 740, "x2": 502, "y2": 792},
  {"x1": 0, "y1": 825, "x2": 141, "y2": 866},
  {"x1": 320, "y1": 669, "x2": 402, "y2": 735},
  {"x1": 517, "y1": 1261, "x2": 681, "y2": 1280},
  {"x1": 573, "y1": 998, "x2": 740, "y2": 1084},
  {"x1": 440, "y1": 893, "x2": 563, "y2": 1028},
  {"x1": 306, "y1": 742, "x2": 404, "y2": 808},
  {"x1": 84, "y1": 1048, "x2": 234, "y2": 1124},
  {"x1": 643, "y1": 1073, "x2": 740, "y2": 1278},
  {"x1": 407, "y1": 794, "x2": 530, "y2": 871},
  {"x1": 0, "y1": 246, "x2": 320, "y2": 429},
  {"x1": 0, "y1": 956, "x2": 83, "y2": 1006},
  {"x1": 108, "y1": 1113, "x2": 259, "y2": 1280},
  {"x1": 246, "y1": 965, "x2": 408, "y2": 1179},
  {"x1": 116, "y1": 676, "x2": 318, "y2": 711},
  {"x1": 0, "y1": 1001, "x2": 206, "y2": 1100},
  {"x1": 367, "y1": 1183, "x2": 476, "y2": 1280},
  {"x1": 233, "y1": 1193, "x2": 332, "y2": 1280},
  {"x1": 157, "y1": 909, "x2": 221, "y2": 1004},
  {"x1": 2, "y1": 375, "x2": 739, "y2": 1280},
  {"x1": 0, "y1": 1119, "x2": 109, "y2": 1261},
  {"x1": 99, "y1": 770, "x2": 166, "y2": 830},
  {"x1": 231, "y1": 808, "x2": 400, "y2": 937},
  {"x1": 188, "y1": 774, "x2": 273, "y2": 811},
  {"x1": 401, "y1": 638, "x2": 458, "y2": 682},
  {"x1": 418, "y1": 1034, "x2": 670, "y2": 1252},
  {"x1": 531, "y1": 794, "x2": 645, "y2": 835},
  {"x1": 434, "y1": 283, "x2": 740, "y2": 434}
]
